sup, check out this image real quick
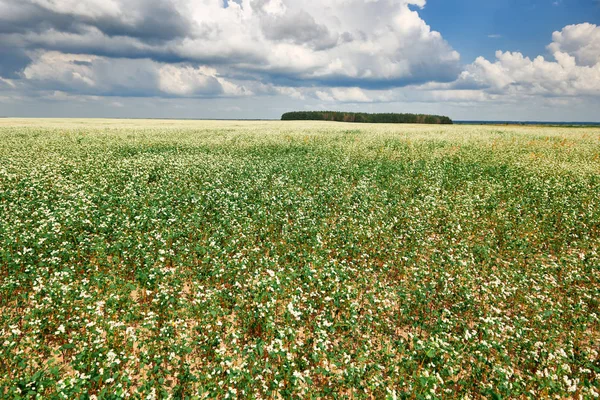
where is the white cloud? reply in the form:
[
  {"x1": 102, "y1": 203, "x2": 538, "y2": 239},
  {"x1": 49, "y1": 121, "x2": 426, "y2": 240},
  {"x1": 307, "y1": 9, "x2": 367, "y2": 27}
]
[
  {"x1": 330, "y1": 88, "x2": 372, "y2": 103},
  {"x1": 275, "y1": 86, "x2": 306, "y2": 100},
  {"x1": 158, "y1": 65, "x2": 222, "y2": 96},
  {"x1": 304, "y1": 23, "x2": 600, "y2": 111},
  {"x1": 22, "y1": 51, "x2": 246, "y2": 97},
  {"x1": 1, "y1": 0, "x2": 599, "y2": 121},
  {"x1": 158, "y1": 64, "x2": 250, "y2": 97},
  {"x1": 315, "y1": 90, "x2": 334, "y2": 102},
  {"x1": 426, "y1": 24, "x2": 600, "y2": 100},
  {"x1": 23, "y1": 52, "x2": 99, "y2": 88},
  {"x1": 0, "y1": 0, "x2": 461, "y2": 89},
  {"x1": 548, "y1": 23, "x2": 600, "y2": 67},
  {"x1": 314, "y1": 87, "x2": 389, "y2": 103}
]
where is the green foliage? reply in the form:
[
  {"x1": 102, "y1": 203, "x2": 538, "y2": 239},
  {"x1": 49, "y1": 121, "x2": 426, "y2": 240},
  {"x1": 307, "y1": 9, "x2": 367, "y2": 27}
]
[
  {"x1": 281, "y1": 111, "x2": 453, "y2": 124},
  {"x1": 0, "y1": 120, "x2": 599, "y2": 398}
]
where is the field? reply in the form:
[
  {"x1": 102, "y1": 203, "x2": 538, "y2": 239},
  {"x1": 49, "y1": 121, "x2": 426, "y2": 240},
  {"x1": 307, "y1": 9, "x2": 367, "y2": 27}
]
[{"x1": 1, "y1": 119, "x2": 599, "y2": 399}]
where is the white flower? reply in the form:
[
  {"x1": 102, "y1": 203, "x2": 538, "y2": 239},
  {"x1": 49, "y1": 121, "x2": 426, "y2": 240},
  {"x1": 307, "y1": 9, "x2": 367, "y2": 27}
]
[
  {"x1": 293, "y1": 371, "x2": 304, "y2": 381},
  {"x1": 106, "y1": 350, "x2": 119, "y2": 365},
  {"x1": 146, "y1": 387, "x2": 156, "y2": 400},
  {"x1": 287, "y1": 302, "x2": 301, "y2": 320}
]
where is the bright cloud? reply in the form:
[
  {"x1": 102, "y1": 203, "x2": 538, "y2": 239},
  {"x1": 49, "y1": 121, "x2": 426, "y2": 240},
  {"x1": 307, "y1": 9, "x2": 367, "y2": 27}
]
[
  {"x1": 548, "y1": 23, "x2": 600, "y2": 67},
  {"x1": 22, "y1": 51, "x2": 245, "y2": 97},
  {"x1": 0, "y1": 0, "x2": 460, "y2": 91},
  {"x1": 426, "y1": 23, "x2": 600, "y2": 99},
  {"x1": 0, "y1": 0, "x2": 599, "y2": 120}
]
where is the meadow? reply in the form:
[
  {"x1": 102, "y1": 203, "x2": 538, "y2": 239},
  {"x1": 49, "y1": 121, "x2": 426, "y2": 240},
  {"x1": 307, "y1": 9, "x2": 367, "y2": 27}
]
[{"x1": 0, "y1": 119, "x2": 599, "y2": 399}]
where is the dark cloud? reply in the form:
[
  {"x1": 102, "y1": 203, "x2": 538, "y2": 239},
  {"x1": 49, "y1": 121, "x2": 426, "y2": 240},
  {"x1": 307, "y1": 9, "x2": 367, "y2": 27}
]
[
  {"x1": 0, "y1": 46, "x2": 31, "y2": 78},
  {"x1": 0, "y1": 0, "x2": 190, "y2": 41},
  {"x1": 87, "y1": 1, "x2": 191, "y2": 42},
  {"x1": 260, "y1": 10, "x2": 339, "y2": 50},
  {"x1": 71, "y1": 60, "x2": 93, "y2": 66},
  {"x1": 262, "y1": 67, "x2": 461, "y2": 91}
]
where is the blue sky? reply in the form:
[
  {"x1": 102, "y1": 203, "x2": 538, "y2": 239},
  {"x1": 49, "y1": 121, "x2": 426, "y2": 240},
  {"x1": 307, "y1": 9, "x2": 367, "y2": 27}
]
[
  {"x1": 0, "y1": 0, "x2": 599, "y2": 121},
  {"x1": 420, "y1": 0, "x2": 600, "y2": 61}
]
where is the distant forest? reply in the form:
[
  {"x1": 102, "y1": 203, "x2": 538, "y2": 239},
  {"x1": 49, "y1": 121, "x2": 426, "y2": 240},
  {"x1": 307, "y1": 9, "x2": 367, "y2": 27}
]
[{"x1": 282, "y1": 111, "x2": 453, "y2": 124}]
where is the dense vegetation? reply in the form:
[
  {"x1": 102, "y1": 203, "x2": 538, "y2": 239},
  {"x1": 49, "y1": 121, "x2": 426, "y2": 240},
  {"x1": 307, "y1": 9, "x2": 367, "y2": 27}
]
[
  {"x1": 282, "y1": 111, "x2": 453, "y2": 124},
  {"x1": 1, "y1": 119, "x2": 599, "y2": 398}
]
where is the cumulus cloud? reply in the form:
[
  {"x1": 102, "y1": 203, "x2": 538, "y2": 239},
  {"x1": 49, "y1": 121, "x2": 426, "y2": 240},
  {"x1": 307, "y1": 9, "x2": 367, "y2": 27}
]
[
  {"x1": 252, "y1": 0, "x2": 461, "y2": 87},
  {"x1": 306, "y1": 23, "x2": 600, "y2": 108},
  {"x1": 548, "y1": 23, "x2": 600, "y2": 66},
  {"x1": 426, "y1": 23, "x2": 600, "y2": 100},
  {"x1": 21, "y1": 51, "x2": 246, "y2": 97},
  {"x1": 158, "y1": 65, "x2": 248, "y2": 97},
  {"x1": 1, "y1": 0, "x2": 599, "y2": 118},
  {"x1": 0, "y1": 0, "x2": 461, "y2": 93}
]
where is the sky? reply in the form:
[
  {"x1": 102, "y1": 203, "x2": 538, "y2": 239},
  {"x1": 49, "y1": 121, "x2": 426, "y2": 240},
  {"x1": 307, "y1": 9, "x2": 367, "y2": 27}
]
[{"x1": 0, "y1": 0, "x2": 599, "y2": 121}]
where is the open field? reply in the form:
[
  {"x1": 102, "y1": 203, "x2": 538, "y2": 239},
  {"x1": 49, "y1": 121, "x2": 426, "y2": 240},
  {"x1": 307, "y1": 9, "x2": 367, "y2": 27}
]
[{"x1": 1, "y1": 119, "x2": 599, "y2": 398}]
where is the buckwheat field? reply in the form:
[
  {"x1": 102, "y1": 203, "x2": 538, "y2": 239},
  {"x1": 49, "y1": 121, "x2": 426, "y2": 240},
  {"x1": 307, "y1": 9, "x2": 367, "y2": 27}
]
[{"x1": 1, "y1": 119, "x2": 599, "y2": 399}]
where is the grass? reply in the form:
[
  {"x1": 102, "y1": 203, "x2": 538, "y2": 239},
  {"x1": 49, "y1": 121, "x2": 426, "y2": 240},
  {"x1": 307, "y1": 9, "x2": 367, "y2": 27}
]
[{"x1": 1, "y1": 119, "x2": 599, "y2": 399}]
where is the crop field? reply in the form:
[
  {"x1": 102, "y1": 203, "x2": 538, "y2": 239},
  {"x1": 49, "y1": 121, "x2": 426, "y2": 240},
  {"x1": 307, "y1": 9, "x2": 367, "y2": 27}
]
[{"x1": 1, "y1": 119, "x2": 599, "y2": 399}]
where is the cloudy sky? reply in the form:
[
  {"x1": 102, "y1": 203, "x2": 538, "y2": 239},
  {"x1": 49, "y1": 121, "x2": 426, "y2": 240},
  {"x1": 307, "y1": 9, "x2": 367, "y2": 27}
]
[{"x1": 0, "y1": 0, "x2": 599, "y2": 121}]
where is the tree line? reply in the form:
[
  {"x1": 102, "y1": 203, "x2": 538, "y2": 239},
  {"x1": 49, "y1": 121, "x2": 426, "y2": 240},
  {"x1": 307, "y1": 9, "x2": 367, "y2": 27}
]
[{"x1": 281, "y1": 111, "x2": 453, "y2": 124}]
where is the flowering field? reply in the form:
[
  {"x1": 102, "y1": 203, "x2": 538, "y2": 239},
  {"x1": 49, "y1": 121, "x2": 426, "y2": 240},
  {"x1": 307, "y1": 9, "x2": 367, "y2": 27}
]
[{"x1": 1, "y1": 119, "x2": 599, "y2": 399}]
